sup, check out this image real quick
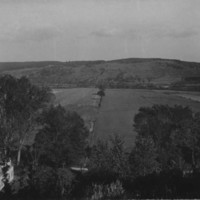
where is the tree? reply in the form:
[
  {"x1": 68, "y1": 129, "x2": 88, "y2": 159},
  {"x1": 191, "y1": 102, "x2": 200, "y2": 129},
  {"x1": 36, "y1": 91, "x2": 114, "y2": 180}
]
[
  {"x1": 31, "y1": 166, "x2": 74, "y2": 198},
  {"x1": 129, "y1": 135, "x2": 161, "y2": 177},
  {"x1": 33, "y1": 105, "x2": 89, "y2": 168},
  {"x1": 133, "y1": 105, "x2": 197, "y2": 171},
  {"x1": 89, "y1": 135, "x2": 129, "y2": 178},
  {"x1": 109, "y1": 135, "x2": 130, "y2": 178},
  {"x1": 89, "y1": 140, "x2": 111, "y2": 172},
  {"x1": 96, "y1": 84, "x2": 105, "y2": 107},
  {"x1": 32, "y1": 166, "x2": 57, "y2": 197},
  {"x1": 97, "y1": 89, "x2": 105, "y2": 98},
  {"x1": 171, "y1": 112, "x2": 200, "y2": 171},
  {"x1": 56, "y1": 168, "x2": 74, "y2": 197},
  {"x1": 0, "y1": 75, "x2": 52, "y2": 165}
]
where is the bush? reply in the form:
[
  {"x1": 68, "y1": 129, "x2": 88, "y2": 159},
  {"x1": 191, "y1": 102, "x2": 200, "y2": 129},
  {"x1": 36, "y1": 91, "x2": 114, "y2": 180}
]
[
  {"x1": 90, "y1": 180, "x2": 125, "y2": 200},
  {"x1": 56, "y1": 168, "x2": 74, "y2": 197},
  {"x1": 32, "y1": 166, "x2": 57, "y2": 197}
]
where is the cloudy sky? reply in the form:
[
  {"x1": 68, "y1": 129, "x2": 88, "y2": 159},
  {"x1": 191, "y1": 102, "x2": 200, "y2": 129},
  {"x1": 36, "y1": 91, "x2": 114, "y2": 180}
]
[{"x1": 0, "y1": 0, "x2": 200, "y2": 62}]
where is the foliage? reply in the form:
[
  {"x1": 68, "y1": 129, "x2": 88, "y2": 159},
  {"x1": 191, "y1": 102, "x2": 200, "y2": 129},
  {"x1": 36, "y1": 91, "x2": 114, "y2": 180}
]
[
  {"x1": 0, "y1": 75, "x2": 51, "y2": 119},
  {"x1": 33, "y1": 105, "x2": 89, "y2": 168},
  {"x1": 0, "y1": 75, "x2": 52, "y2": 165},
  {"x1": 10, "y1": 167, "x2": 30, "y2": 195},
  {"x1": 2, "y1": 74, "x2": 200, "y2": 199},
  {"x1": 31, "y1": 166, "x2": 74, "y2": 198},
  {"x1": 56, "y1": 168, "x2": 74, "y2": 197},
  {"x1": 90, "y1": 180, "x2": 125, "y2": 200},
  {"x1": 89, "y1": 135, "x2": 129, "y2": 178},
  {"x1": 96, "y1": 82, "x2": 105, "y2": 97},
  {"x1": 97, "y1": 90, "x2": 105, "y2": 97},
  {"x1": 131, "y1": 104, "x2": 200, "y2": 175},
  {"x1": 32, "y1": 166, "x2": 57, "y2": 197},
  {"x1": 0, "y1": 75, "x2": 90, "y2": 199},
  {"x1": 129, "y1": 135, "x2": 161, "y2": 177},
  {"x1": 109, "y1": 135, "x2": 130, "y2": 178}
]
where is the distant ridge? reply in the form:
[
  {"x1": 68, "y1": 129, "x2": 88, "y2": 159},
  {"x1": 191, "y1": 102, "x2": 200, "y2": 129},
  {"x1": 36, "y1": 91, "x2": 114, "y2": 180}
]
[
  {"x1": 0, "y1": 58, "x2": 199, "y2": 71},
  {"x1": 1, "y1": 58, "x2": 200, "y2": 90},
  {"x1": 109, "y1": 57, "x2": 181, "y2": 62}
]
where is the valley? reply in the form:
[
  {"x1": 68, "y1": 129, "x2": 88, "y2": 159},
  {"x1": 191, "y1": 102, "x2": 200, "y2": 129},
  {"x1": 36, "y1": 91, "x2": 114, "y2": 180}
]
[{"x1": 54, "y1": 88, "x2": 200, "y2": 149}]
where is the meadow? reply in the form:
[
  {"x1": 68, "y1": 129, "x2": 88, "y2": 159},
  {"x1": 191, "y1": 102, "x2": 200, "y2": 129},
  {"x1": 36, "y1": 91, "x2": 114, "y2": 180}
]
[{"x1": 54, "y1": 88, "x2": 200, "y2": 149}]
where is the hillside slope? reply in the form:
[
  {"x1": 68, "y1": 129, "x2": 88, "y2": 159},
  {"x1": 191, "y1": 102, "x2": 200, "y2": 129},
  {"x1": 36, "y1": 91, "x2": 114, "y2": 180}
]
[{"x1": 1, "y1": 58, "x2": 200, "y2": 89}]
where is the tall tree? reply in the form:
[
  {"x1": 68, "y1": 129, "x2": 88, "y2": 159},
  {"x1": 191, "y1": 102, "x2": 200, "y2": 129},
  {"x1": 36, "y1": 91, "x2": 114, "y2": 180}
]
[{"x1": 0, "y1": 75, "x2": 52, "y2": 165}]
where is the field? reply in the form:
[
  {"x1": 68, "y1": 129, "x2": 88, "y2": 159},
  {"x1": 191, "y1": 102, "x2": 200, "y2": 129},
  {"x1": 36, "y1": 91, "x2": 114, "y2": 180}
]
[
  {"x1": 54, "y1": 88, "x2": 200, "y2": 150},
  {"x1": 53, "y1": 88, "x2": 96, "y2": 106}
]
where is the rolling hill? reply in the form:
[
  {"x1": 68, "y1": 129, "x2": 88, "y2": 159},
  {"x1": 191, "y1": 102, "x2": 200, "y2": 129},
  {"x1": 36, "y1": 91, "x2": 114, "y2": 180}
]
[{"x1": 1, "y1": 58, "x2": 200, "y2": 90}]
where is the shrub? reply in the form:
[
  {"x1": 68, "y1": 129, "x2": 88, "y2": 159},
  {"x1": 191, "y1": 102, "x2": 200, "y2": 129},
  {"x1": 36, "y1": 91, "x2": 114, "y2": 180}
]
[{"x1": 90, "y1": 180, "x2": 125, "y2": 200}]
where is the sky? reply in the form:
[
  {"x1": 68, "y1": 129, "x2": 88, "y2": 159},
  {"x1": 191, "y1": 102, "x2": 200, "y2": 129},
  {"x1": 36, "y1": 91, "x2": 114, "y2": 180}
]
[{"x1": 0, "y1": 0, "x2": 200, "y2": 62}]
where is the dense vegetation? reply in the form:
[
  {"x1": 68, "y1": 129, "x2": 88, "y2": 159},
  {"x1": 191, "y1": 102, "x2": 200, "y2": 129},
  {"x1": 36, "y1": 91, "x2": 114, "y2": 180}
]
[
  {"x1": 1, "y1": 75, "x2": 200, "y2": 199},
  {"x1": 0, "y1": 75, "x2": 89, "y2": 199},
  {"x1": 75, "y1": 104, "x2": 200, "y2": 199}
]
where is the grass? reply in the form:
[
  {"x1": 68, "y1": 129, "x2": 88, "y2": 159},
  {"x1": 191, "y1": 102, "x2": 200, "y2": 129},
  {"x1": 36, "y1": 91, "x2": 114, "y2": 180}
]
[
  {"x1": 55, "y1": 88, "x2": 200, "y2": 150},
  {"x1": 53, "y1": 88, "x2": 96, "y2": 106}
]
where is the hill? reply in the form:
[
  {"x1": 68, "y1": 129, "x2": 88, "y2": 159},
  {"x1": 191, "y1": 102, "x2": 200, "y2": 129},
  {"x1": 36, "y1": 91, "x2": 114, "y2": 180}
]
[{"x1": 1, "y1": 58, "x2": 200, "y2": 90}]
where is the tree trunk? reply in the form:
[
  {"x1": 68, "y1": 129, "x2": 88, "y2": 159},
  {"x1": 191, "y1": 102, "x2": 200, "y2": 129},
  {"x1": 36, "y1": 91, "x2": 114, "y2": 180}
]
[
  {"x1": 17, "y1": 146, "x2": 22, "y2": 166},
  {"x1": 192, "y1": 149, "x2": 196, "y2": 172}
]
